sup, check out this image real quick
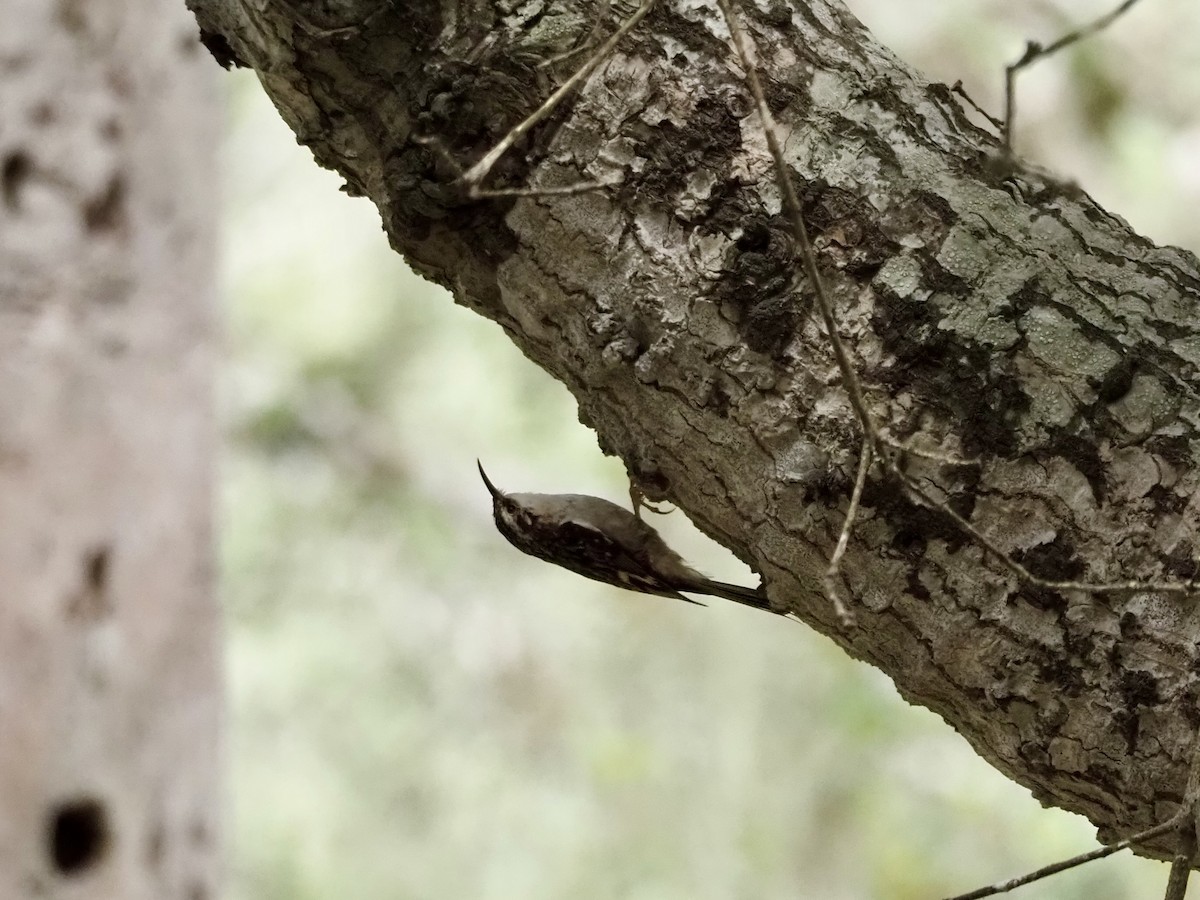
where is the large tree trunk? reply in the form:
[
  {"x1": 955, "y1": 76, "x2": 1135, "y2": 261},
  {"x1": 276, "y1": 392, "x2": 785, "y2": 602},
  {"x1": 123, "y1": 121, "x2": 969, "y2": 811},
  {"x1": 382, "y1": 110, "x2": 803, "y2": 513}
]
[
  {"x1": 186, "y1": 0, "x2": 1200, "y2": 857},
  {"x1": 0, "y1": 0, "x2": 220, "y2": 897}
]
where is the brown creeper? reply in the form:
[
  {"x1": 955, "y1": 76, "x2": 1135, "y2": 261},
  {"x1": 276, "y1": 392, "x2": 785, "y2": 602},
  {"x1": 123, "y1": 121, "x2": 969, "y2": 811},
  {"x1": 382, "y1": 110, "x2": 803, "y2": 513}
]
[{"x1": 478, "y1": 462, "x2": 771, "y2": 611}]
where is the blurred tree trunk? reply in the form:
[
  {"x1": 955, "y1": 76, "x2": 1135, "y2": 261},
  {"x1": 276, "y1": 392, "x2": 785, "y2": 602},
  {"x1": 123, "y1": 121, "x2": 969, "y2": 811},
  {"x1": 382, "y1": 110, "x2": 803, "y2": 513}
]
[
  {"x1": 0, "y1": 0, "x2": 220, "y2": 897},
  {"x1": 186, "y1": 0, "x2": 1200, "y2": 859}
]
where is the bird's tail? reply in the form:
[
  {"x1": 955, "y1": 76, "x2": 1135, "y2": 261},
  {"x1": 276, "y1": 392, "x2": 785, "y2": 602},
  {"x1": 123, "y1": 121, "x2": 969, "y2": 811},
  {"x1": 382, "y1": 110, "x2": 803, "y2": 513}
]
[{"x1": 699, "y1": 579, "x2": 773, "y2": 613}]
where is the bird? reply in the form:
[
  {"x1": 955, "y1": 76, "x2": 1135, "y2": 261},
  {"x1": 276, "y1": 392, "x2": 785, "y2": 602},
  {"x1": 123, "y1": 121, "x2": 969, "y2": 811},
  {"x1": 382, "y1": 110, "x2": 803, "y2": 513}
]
[{"x1": 478, "y1": 461, "x2": 771, "y2": 611}]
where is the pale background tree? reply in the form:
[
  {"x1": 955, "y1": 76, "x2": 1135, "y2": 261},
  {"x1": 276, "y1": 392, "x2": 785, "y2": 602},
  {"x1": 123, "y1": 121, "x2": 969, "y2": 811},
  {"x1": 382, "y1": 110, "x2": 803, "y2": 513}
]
[
  {"x1": 206, "y1": 1, "x2": 1200, "y2": 899},
  {"x1": 0, "y1": 0, "x2": 220, "y2": 898}
]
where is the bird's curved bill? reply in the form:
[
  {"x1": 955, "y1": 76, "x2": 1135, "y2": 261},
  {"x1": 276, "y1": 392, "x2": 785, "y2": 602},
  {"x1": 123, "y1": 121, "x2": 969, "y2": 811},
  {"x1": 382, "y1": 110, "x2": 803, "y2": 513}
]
[{"x1": 477, "y1": 460, "x2": 503, "y2": 499}]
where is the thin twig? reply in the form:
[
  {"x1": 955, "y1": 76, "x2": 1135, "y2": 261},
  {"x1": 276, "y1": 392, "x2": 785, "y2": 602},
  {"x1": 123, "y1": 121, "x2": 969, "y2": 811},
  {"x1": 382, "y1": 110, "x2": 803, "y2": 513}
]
[
  {"x1": 471, "y1": 177, "x2": 623, "y2": 199},
  {"x1": 717, "y1": 0, "x2": 888, "y2": 622},
  {"x1": 460, "y1": 0, "x2": 655, "y2": 195},
  {"x1": 943, "y1": 812, "x2": 1186, "y2": 900},
  {"x1": 951, "y1": 80, "x2": 1003, "y2": 131},
  {"x1": 715, "y1": 0, "x2": 877, "y2": 438},
  {"x1": 414, "y1": 133, "x2": 621, "y2": 198},
  {"x1": 1003, "y1": 0, "x2": 1143, "y2": 151},
  {"x1": 823, "y1": 437, "x2": 872, "y2": 627},
  {"x1": 881, "y1": 429, "x2": 978, "y2": 467},
  {"x1": 1162, "y1": 821, "x2": 1194, "y2": 900},
  {"x1": 890, "y1": 459, "x2": 1200, "y2": 598}
]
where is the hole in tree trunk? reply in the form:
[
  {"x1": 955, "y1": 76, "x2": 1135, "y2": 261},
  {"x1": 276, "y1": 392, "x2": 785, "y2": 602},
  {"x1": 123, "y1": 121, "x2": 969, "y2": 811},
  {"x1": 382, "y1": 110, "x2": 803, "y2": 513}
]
[{"x1": 47, "y1": 796, "x2": 110, "y2": 875}]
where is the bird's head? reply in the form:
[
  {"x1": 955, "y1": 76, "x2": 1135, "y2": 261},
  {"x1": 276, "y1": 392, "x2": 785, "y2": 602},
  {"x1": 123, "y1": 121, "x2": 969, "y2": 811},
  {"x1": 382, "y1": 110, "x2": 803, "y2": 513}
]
[{"x1": 478, "y1": 461, "x2": 542, "y2": 554}]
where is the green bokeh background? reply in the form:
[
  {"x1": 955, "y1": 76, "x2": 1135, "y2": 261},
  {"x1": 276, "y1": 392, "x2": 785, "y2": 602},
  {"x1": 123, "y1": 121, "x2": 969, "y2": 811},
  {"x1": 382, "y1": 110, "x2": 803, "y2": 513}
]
[{"x1": 219, "y1": 2, "x2": 1200, "y2": 897}]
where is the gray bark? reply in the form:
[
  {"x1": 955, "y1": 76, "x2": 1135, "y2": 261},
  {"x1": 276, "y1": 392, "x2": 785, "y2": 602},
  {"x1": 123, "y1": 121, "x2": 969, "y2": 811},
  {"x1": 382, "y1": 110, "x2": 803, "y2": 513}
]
[
  {"x1": 0, "y1": 0, "x2": 220, "y2": 897},
  {"x1": 186, "y1": 0, "x2": 1200, "y2": 857}
]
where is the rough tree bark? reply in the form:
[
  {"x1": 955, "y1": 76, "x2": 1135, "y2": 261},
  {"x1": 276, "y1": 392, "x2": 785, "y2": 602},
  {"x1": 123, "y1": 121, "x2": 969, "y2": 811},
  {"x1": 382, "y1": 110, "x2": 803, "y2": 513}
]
[
  {"x1": 0, "y1": 0, "x2": 220, "y2": 897},
  {"x1": 187, "y1": 0, "x2": 1200, "y2": 858}
]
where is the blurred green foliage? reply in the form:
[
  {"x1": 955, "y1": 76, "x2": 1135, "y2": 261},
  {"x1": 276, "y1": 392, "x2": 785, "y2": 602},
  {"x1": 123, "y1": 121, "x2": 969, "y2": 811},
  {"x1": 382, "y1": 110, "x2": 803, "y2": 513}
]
[{"x1": 220, "y1": 2, "x2": 1199, "y2": 897}]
